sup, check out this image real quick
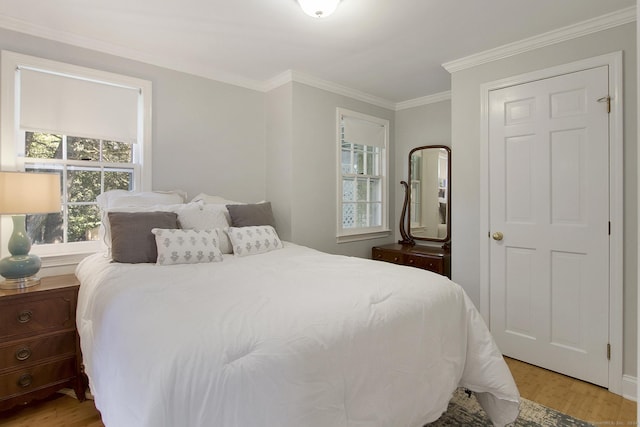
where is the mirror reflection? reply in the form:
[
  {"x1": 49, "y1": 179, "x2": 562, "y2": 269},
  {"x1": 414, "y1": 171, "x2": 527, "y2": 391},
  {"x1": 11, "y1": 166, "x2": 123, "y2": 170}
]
[{"x1": 408, "y1": 146, "x2": 450, "y2": 241}]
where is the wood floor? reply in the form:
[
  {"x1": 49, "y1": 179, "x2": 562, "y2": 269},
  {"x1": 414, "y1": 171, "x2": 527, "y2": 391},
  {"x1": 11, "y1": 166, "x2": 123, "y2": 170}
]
[{"x1": 0, "y1": 357, "x2": 635, "y2": 426}]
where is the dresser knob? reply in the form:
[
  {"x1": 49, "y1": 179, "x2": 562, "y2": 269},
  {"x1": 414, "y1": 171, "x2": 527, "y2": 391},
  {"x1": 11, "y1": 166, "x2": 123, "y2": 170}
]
[
  {"x1": 17, "y1": 310, "x2": 32, "y2": 323},
  {"x1": 408, "y1": 259, "x2": 414, "y2": 264},
  {"x1": 15, "y1": 347, "x2": 32, "y2": 361},
  {"x1": 17, "y1": 373, "x2": 33, "y2": 388},
  {"x1": 393, "y1": 257, "x2": 399, "y2": 262}
]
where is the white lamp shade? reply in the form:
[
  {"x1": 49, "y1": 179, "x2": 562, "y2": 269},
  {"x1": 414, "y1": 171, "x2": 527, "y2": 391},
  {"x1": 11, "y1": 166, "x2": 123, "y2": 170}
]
[
  {"x1": 0, "y1": 172, "x2": 61, "y2": 215},
  {"x1": 298, "y1": 0, "x2": 340, "y2": 18}
]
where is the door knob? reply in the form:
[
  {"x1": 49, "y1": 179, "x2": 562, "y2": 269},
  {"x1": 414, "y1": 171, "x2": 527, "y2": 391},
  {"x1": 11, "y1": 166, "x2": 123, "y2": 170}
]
[{"x1": 492, "y1": 232, "x2": 504, "y2": 241}]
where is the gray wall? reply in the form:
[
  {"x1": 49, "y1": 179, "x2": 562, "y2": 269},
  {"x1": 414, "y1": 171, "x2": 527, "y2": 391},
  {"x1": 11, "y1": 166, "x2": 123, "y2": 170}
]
[
  {"x1": 1, "y1": 28, "x2": 397, "y2": 261},
  {"x1": 266, "y1": 83, "x2": 294, "y2": 241},
  {"x1": 450, "y1": 23, "x2": 637, "y2": 377},
  {"x1": 0, "y1": 28, "x2": 266, "y2": 204},
  {"x1": 266, "y1": 81, "x2": 396, "y2": 258},
  {"x1": 394, "y1": 100, "x2": 451, "y2": 243}
]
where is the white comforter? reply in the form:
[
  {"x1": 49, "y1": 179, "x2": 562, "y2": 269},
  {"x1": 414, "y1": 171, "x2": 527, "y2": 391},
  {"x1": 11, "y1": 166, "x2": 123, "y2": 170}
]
[{"x1": 76, "y1": 243, "x2": 519, "y2": 427}]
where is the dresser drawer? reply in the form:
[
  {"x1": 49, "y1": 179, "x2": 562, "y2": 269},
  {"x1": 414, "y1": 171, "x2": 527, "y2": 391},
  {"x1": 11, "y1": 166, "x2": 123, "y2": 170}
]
[
  {"x1": 0, "y1": 290, "x2": 76, "y2": 340},
  {"x1": 372, "y1": 244, "x2": 451, "y2": 278},
  {"x1": 0, "y1": 331, "x2": 76, "y2": 372},
  {"x1": 0, "y1": 357, "x2": 75, "y2": 399},
  {"x1": 372, "y1": 248, "x2": 404, "y2": 265},
  {"x1": 407, "y1": 254, "x2": 444, "y2": 274}
]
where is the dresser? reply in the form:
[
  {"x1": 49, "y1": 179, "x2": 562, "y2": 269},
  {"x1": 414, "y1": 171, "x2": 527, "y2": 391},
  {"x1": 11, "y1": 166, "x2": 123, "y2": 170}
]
[
  {"x1": 0, "y1": 274, "x2": 86, "y2": 411},
  {"x1": 372, "y1": 243, "x2": 451, "y2": 278}
]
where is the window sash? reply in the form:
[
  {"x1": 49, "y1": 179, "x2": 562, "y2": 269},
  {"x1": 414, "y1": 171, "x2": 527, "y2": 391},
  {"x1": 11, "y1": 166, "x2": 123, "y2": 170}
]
[
  {"x1": 1, "y1": 51, "x2": 152, "y2": 262},
  {"x1": 337, "y1": 108, "x2": 389, "y2": 240}
]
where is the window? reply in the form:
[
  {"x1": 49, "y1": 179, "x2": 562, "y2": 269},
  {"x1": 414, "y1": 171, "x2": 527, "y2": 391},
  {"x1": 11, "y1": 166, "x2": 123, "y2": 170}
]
[
  {"x1": 24, "y1": 133, "x2": 134, "y2": 245},
  {"x1": 0, "y1": 51, "x2": 152, "y2": 261},
  {"x1": 336, "y1": 108, "x2": 389, "y2": 242}
]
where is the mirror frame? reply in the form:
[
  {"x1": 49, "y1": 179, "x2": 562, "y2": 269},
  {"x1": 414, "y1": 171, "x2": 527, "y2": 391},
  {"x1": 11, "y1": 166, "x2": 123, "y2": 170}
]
[{"x1": 399, "y1": 145, "x2": 451, "y2": 247}]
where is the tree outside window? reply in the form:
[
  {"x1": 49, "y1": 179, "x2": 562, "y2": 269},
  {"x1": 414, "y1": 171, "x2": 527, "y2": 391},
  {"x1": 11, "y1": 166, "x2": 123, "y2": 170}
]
[{"x1": 24, "y1": 132, "x2": 134, "y2": 245}]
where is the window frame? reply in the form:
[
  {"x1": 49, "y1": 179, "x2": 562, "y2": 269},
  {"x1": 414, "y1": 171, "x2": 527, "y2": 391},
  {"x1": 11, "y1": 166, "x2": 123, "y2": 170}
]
[
  {"x1": 336, "y1": 108, "x2": 390, "y2": 243},
  {"x1": 0, "y1": 50, "x2": 152, "y2": 264}
]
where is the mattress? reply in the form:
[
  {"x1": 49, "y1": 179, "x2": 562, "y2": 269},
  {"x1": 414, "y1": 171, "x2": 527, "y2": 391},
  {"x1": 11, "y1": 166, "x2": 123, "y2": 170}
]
[{"x1": 76, "y1": 242, "x2": 519, "y2": 426}]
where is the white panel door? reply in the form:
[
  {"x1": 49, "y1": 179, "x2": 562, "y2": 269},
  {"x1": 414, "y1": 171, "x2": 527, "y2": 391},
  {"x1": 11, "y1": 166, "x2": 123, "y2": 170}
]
[{"x1": 488, "y1": 66, "x2": 610, "y2": 387}]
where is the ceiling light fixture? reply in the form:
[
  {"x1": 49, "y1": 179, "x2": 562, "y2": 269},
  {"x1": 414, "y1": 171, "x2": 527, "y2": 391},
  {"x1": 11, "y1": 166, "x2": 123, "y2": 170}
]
[{"x1": 298, "y1": 0, "x2": 340, "y2": 18}]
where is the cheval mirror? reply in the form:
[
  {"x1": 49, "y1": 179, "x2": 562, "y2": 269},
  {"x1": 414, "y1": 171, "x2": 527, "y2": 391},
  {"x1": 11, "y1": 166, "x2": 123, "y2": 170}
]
[{"x1": 399, "y1": 145, "x2": 451, "y2": 247}]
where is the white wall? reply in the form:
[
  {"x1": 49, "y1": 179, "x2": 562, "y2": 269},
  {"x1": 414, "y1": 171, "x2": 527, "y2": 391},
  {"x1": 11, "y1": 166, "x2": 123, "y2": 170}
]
[{"x1": 450, "y1": 23, "x2": 637, "y2": 377}]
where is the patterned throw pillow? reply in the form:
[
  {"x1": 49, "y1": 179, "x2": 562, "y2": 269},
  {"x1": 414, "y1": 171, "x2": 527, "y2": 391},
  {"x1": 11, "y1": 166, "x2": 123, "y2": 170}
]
[
  {"x1": 226, "y1": 225, "x2": 284, "y2": 257},
  {"x1": 151, "y1": 228, "x2": 223, "y2": 265}
]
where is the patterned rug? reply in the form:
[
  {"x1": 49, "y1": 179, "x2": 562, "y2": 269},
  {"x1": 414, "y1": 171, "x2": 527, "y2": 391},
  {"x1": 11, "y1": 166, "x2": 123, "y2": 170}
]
[{"x1": 426, "y1": 388, "x2": 594, "y2": 427}]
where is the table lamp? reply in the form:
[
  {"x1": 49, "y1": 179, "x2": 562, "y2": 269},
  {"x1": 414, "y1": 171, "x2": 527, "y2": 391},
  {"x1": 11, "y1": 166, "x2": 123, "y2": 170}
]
[{"x1": 0, "y1": 171, "x2": 61, "y2": 289}]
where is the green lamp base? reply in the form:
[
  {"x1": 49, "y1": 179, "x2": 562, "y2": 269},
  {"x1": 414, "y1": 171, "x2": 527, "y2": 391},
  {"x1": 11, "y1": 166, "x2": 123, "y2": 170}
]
[
  {"x1": 0, "y1": 215, "x2": 42, "y2": 290},
  {"x1": 0, "y1": 253, "x2": 42, "y2": 289}
]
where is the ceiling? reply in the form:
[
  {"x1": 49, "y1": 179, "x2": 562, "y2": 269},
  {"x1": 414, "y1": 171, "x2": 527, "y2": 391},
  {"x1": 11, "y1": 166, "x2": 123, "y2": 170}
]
[{"x1": 0, "y1": 0, "x2": 635, "y2": 105}]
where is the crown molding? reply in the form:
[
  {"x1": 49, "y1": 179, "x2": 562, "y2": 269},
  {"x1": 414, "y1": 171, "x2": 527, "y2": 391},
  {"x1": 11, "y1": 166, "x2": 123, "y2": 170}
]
[
  {"x1": 264, "y1": 70, "x2": 396, "y2": 110},
  {"x1": 442, "y1": 5, "x2": 636, "y2": 73},
  {"x1": 263, "y1": 70, "x2": 295, "y2": 92},
  {"x1": 395, "y1": 91, "x2": 451, "y2": 110}
]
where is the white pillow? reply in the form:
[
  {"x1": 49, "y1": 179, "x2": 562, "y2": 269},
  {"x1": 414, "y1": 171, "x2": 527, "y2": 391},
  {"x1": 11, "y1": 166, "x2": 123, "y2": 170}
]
[
  {"x1": 226, "y1": 226, "x2": 283, "y2": 257},
  {"x1": 96, "y1": 190, "x2": 187, "y2": 251},
  {"x1": 177, "y1": 203, "x2": 233, "y2": 254},
  {"x1": 152, "y1": 228, "x2": 223, "y2": 265},
  {"x1": 190, "y1": 193, "x2": 242, "y2": 205},
  {"x1": 97, "y1": 189, "x2": 186, "y2": 210}
]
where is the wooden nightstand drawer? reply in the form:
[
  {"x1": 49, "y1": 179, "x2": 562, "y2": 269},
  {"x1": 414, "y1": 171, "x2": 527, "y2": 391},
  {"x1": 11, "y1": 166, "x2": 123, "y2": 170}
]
[
  {"x1": 0, "y1": 290, "x2": 76, "y2": 341},
  {"x1": 0, "y1": 275, "x2": 86, "y2": 411},
  {"x1": 0, "y1": 357, "x2": 76, "y2": 399},
  {"x1": 0, "y1": 331, "x2": 76, "y2": 373}
]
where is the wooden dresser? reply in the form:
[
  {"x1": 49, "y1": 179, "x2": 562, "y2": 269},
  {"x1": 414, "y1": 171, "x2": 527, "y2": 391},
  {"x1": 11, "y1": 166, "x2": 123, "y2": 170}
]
[
  {"x1": 0, "y1": 274, "x2": 86, "y2": 411},
  {"x1": 372, "y1": 243, "x2": 451, "y2": 278}
]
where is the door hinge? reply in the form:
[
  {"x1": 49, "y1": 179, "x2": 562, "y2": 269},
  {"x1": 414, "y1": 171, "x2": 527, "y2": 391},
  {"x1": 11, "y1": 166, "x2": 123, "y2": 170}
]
[
  {"x1": 607, "y1": 343, "x2": 611, "y2": 360},
  {"x1": 597, "y1": 95, "x2": 611, "y2": 114},
  {"x1": 609, "y1": 221, "x2": 611, "y2": 235}
]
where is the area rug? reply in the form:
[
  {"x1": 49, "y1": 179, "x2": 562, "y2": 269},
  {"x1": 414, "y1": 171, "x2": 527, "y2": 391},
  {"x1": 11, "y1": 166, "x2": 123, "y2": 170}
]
[{"x1": 426, "y1": 388, "x2": 594, "y2": 426}]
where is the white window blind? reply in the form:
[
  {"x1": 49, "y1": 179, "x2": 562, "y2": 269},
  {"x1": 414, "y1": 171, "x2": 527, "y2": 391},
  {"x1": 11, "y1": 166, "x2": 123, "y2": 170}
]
[
  {"x1": 342, "y1": 115, "x2": 385, "y2": 148},
  {"x1": 19, "y1": 67, "x2": 139, "y2": 144}
]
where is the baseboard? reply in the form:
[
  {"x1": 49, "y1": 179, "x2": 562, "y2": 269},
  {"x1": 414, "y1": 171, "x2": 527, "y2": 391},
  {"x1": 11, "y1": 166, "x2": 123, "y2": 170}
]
[{"x1": 621, "y1": 375, "x2": 637, "y2": 401}]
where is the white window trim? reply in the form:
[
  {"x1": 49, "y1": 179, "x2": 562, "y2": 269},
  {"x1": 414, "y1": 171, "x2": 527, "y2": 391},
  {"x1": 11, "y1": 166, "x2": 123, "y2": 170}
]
[
  {"x1": 336, "y1": 108, "x2": 390, "y2": 242},
  {"x1": 0, "y1": 50, "x2": 152, "y2": 264}
]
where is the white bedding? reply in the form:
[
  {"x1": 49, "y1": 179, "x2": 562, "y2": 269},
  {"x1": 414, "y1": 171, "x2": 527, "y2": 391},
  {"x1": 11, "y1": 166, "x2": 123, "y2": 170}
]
[{"x1": 76, "y1": 243, "x2": 519, "y2": 427}]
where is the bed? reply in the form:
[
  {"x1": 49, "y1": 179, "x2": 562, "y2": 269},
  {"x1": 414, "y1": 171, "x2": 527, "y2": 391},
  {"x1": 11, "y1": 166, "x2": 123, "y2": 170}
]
[{"x1": 75, "y1": 191, "x2": 519, "y2": 427}]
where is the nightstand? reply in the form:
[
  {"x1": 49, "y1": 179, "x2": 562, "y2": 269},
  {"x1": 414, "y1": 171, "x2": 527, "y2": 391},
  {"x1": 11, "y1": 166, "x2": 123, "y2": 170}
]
[
  {"x1": 372, "y1": 243, "x2": 451, "y2": 278},
  {"x1": 0, "y1": 274, "x2": 86, "y2": 411}
]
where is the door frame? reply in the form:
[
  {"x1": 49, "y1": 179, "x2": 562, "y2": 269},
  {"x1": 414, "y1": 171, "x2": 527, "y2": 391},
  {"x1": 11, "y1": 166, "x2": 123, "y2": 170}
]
[{"x1": 479, "y1": 51, "x2": 624, "y2": 394}]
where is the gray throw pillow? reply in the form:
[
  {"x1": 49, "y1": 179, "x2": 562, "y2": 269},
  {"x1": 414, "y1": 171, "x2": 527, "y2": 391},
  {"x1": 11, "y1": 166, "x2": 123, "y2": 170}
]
[
  {"x1": 108, "y1": 211, "x2": 179, "y2": 263},
  {"x1": 226, "y1": 202, "x2": 276, "y2": 228}
]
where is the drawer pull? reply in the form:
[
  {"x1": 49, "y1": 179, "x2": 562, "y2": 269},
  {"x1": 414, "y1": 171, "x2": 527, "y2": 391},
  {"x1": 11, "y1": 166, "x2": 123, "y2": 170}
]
[
  {"x1": 17, "y1": 310, "x2": 33, "y2": 323},
  {"x1": 17, "y1": 374, "x2": 33, "y2": 388},
  {"x1": 408, "y1": 259, "x2": 415, "y2": 264},
  {"x1": 15, "y1": 347, "x2": 32, "y2": 361},
  {"x1": 393, "y1": 257, "x2": 399, "y2": 262}
]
